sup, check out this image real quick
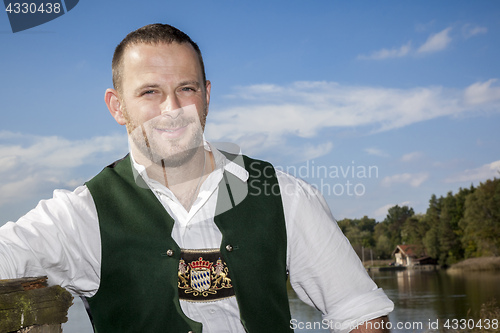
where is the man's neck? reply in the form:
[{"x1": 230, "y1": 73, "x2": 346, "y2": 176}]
[{"x1": 132, "y1": 145, "x2": 214, "y2": 210}]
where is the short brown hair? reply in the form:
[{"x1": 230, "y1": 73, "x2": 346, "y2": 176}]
[{"x1": 112, "y1": 23, "x2": 206, "y2": 93}]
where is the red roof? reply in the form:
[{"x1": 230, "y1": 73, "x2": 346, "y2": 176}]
[{"x1": 393, "y1": 244, "x2": 426, "y2": 258}]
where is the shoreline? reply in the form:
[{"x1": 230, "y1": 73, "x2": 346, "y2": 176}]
[
  {"x1": 366, "y1": 264, "x2": 439, "y2": 272},
  {"x1": 448, "y1": 256, "x2": 500, "y2": 272},
  {"x1": 364, "y1": 256, "x2": 500, "y2": 272}
]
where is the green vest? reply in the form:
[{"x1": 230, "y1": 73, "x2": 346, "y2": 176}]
[{"x1": 85, "y1": 154, "x2": 293, "y2": 333}]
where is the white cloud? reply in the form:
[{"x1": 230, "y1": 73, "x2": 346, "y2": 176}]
[
  {"x1": 0, "y1": 132, "x2": 126, "y2": 169},
  {"x1": 444, "y1": 160, "x2": 500, "y2": 184},
  {"x1": 365, "y1": 148, "x2": 389, "y2": 157},
  {"x1": 358, "y1": 27, "x2": 456, "y2": 60},
  {"x1": 206, "y1": 79, "x2": 500, "y2": 156},
  {"x1": 401, "y1": 152, "x2": 424, "y2": 162},
  {"x1": 415, "y1": 21, "x2": 436, "y2": 33},
  {"x1": 462, "y1": 24, "x2": 488, "y2": 39},
  {"x1": 373, "y1": 203, "x2": 395, "y2": 220},
  {"x1": 0, "y1": 132, "x2": 128, "y2": 207},
  {"x1": 418, "y1": 27, "x2": 453, "y2": 54},
  {"x1": 373, "y1": 201, "x2": 412, "y2": 220},
  {"x1": 358, "y1": 23, "x2": 485, "y2": 62},
  {"x1": 358, "y1": 41, "x2": 411, "y2": 60},
  {"x1": 464, "y1": 79, "x2": 500, "y2": 105},
  {"x1": 381, "y1": 173, "x2": 429, "y2": 188},
  {"x1": 296, "y1": 142, "x2": 334, "y2": 161}
]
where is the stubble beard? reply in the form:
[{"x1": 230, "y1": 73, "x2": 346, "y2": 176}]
[{"x1": 126, "y1": 105, "x2": 207, "y2": 168}]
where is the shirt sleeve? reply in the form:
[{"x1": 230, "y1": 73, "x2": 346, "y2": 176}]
[
  {"x1": 277, "y1": 171, "x2": 394, "y2": 333},
  {"x1": 0, "y1": 185, "x2": 101, "y2": 297}
]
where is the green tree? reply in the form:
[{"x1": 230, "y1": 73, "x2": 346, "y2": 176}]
[
  {"x1": 422, "y1": 194, "x2": 441, "y2": 259},
  {"x1": 337, "y1": 216, "x2": 375, "y2": 248},
  {"x1": 357, "y1": 216, "x2": 376, "y2": 248},
  {"x1": 375, "y1": 234, "x2": 392, "y2": 259},
  {"x1": 374, "y1": 222, "x2": 391, "y2": 259},
  {"x1": 438, "y1": 192, "x2": 462, "y2": 266},
  {"x1": 460, "y1": 178, "x2": 500, "y2": 257},
  {"x1": 383, "y1": 205, "x2": 415, "y2": 248},
  {"x1": 337, "y1": 218, "x2": 352, "y2": 234},
  {"x1": 401, "y1": 214, "x2": 426, "y2": 247}
]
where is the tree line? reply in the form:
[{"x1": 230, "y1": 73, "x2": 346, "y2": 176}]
[{"x1": 337, "y1": 178, "x2": 500, "y2": 266}]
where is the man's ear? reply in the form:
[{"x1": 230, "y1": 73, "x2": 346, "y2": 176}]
[
  {"x1": 105, "y1": 88, "x2": 127, "y2": 125},
  {"x1": 205, "y1": 80, "x2": 211, "y2": 116}
]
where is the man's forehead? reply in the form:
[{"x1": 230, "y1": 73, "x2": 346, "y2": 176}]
[
  {"x1": 119, "y1": 42, "x2": 204, "y2": 90},
  {"x1": 121, "y1": 42, "x2": 201, "y2": 76},
  {"x1": 124, "y1": 42, "x2": 197, "y2": 60}
]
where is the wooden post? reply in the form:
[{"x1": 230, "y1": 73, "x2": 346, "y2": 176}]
[{"x1": 0, "y1": 276, "x2": 73, "y2": 333}]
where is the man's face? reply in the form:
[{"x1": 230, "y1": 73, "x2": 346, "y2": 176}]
[{"x1": 119, "y1": 42, "x2": 210, "y2": 167}]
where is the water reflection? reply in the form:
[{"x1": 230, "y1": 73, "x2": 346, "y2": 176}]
[
  {"x1": 289, "y1": 269, "x2": 500, "y2": 332},
  {"x1": 288, "y1": 287, "x2": 327, "y2": 333},
  {"x1": 372, "y1": 269, "x2": 500, "y2": 332}
]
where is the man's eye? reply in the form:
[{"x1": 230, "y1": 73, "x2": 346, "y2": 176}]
[
  {"x1": 181, "y1": 87, "x2": 196, "y2": 92},
  {"x1": 143, "y1": 90, "x2": 155, "y2": 95}
]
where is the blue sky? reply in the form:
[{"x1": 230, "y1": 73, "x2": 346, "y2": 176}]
[{"x1": 1, "y1": 0, "x2": 499, "y2": 224}]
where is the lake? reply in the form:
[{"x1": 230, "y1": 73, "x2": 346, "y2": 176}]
[
  {"x1": 62, "y1": 268, "x2": 500, "y2": 332},
  {"x1": 289, "y1": 268, "x2": 500, "y2": 332}
]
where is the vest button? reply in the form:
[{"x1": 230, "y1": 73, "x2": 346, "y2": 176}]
[
  {"x1": 166, "y1": 249, "x2": 174, "y2": 257},
  {"x1": 225, "y1": 244, "x2": 233, "y2": 252}
]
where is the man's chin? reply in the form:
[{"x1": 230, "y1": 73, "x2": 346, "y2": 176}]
[
  {"x1": 145, "y1": 145, "x2": 202, "y2": 168},
  {"x1": 129, "y1": 126, "x2": 204, "y2": 167}
]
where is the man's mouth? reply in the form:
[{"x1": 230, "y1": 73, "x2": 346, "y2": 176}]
[
  {"x1": 155, "y1": 125, "x2": 188, "y2": 139},
  {"x1": 158, "y1": 127, "x2": 183, "y2": 132}
]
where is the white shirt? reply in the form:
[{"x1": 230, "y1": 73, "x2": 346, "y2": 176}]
[{"x1": 0, "y1": 142, "x2": 393, "y2": 333}]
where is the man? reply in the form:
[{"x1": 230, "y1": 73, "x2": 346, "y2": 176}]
[{"x1": 0, "y1": 24, "x2": 393, "y2": 332}]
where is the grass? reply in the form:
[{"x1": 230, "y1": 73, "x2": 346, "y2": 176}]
[
  {"x1": 362, "y1": 259, "x2": 393, "y2": 268},
  {"x1": 474, "y1": 299, "x2": 500, "y2": 332},
  {"x1": 440, "y1": 299, "x2": 500, "y2": 333},
  {"x1": 448, "y1": 257, "x2": 500, "y2": 272}
]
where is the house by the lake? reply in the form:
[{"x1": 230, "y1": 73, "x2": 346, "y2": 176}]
[{"x1": 392, "y1": 244, "x2": 437, "y2": 267}]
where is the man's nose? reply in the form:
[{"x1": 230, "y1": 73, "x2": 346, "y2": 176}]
[{"x1": 161, "y1": 95, "x2": 183, "y2": 118}]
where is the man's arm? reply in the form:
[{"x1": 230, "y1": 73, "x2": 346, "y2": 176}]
[
  {"x1": 0, "y1": 186, "x2": 101, "y2": 297},
  {"x1": 276, "y1": 170, "x2": 394, "y2": 333}
]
